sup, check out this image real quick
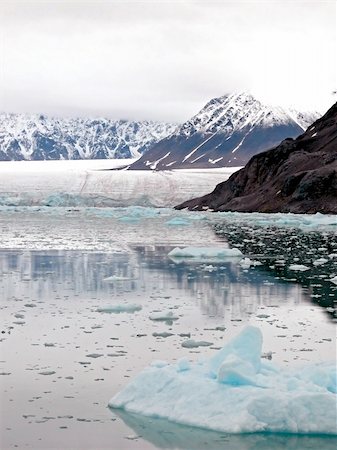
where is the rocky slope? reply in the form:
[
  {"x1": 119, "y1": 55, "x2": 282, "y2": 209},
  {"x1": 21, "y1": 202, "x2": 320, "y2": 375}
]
[
  {"x1": 0, "y1": 113, "x2": 176, "y2": 161},
  {"x1": 176, "y1": 102, "x2": 337, "y2": 214},
  {"x1": 130, "y1": 92, "x2": 319, "y2": 170}
]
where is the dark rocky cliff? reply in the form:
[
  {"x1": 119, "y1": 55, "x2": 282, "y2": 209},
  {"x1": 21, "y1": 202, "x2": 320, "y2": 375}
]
[{"x1": 176, "y1": 103, "x2": 337, "y2": 214}]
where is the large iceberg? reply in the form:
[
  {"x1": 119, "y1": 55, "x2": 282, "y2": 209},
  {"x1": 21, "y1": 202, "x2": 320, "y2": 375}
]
[{"x1": 109, "y1": 326, "x2": 337, "y2": 435}]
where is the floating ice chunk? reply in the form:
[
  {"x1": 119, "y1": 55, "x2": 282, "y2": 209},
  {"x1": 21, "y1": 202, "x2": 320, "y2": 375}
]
[
  {"x1": 330, "y1": 276, "x2": 337, "y2": 285},
  {"x1": 239, "y1": 257, "x2": 253, "y2": 269},
  {"x1": 97, "y1": 304, "x2": 142, "y2": 313},
  {"x1": 313, "y1": 258, "x2": 328, "y2": 266},
  {"x1": 103, "y1": 276, "x2": 135, "y2": 282},
  {"x1": 152, "y1": 332, "x2": 174, "y2": 338},
  {"x1": 288, "y1": 264, "x2": 310, "y2": 272},
  {"x1": 109, "y1": 326, "x2": 337, "y2": 435},
  {"x1": 149, "y1": 311, "x2": 179, "y2": 322},
  {"x1": 168, "y1": 246, "x2": 242, "y2": 259},
  {"x1": 39, "y1": 371, "x2": 56, "y2": 376},
  {"x1": 86, "y1": 353, "x2": 104, "y2": 358},
  {"x1": 181, "y1": 339, "x2": 213, "y2": 348}
]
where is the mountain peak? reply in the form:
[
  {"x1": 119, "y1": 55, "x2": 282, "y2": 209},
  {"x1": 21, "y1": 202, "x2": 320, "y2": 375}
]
[{"x1": 130, "y1": 92, "x2": 321, "y2": 170}]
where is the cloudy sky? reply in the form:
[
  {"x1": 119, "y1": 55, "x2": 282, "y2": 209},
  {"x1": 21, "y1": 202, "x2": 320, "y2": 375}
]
[{"x1": 0, "y1": 0, "x2": 336, "y2": 122}]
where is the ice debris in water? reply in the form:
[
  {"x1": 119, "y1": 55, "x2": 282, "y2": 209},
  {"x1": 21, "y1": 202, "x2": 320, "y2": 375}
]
[
  {"x1": 181, "y1": 339, "x2": 213, "y2": 348},
  {"x1": 330, "y1": 276, "x2": 337, "y2": 285},
  {"x1": 103, "y1": 275, "x2": 135, "y2": 282},
  {"x1": 97, "y1": 304, "x2": 142, "y2": 314},
  {"x1": 168, "y1": 246, "x2": 242, "y2": 259},
  {"x1": 149, "y1": 311, "x2": 179, "y2": 322},
  {"x1": 288, "y1": 264, "x2": 310, "y2": 272},
  {"x1": 109, "y1": 326, "x2": 337, "y2": 435}
]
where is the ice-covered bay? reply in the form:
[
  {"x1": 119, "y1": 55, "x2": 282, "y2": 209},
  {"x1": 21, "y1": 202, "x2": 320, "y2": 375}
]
[{"x1": 0, "y1": 165, "x2": 336, "y2": 449}]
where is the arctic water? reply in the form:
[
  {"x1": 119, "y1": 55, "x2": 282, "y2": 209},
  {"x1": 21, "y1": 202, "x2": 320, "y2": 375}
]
[{"x1": 0, "y1": 205, "x2": 336, "y2": 449}]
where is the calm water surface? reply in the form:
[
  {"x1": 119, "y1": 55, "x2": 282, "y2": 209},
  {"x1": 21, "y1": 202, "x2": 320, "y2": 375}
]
[{"x1": 0, "y1": 207, "x2": 336, "y2": 449}]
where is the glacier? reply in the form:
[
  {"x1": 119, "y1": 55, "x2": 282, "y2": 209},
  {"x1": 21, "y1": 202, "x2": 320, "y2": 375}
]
[
  {"x1": 0, "y1": 160, "x2": 238, "y2": 207},
  {"x1": 109, "y1": 326, "x2": 337, "y2": 435}
]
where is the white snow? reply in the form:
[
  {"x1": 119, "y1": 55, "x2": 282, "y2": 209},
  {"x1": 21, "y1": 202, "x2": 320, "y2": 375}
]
[
  {"x1": 182, "y1": 133, "x2": 217, "y2": 162},
  {"x1": 176, "y1": 92, "x2": 320, "y2": 138},
  {"x1": 208, "y1": 157, "x2": 223, "y2": 164},
  {"x1": 109, "y1": 326, "x2": 337, "y2": 435},
  {"x1": 0, "y1": 113, "x2": 177, "y2": 160}
]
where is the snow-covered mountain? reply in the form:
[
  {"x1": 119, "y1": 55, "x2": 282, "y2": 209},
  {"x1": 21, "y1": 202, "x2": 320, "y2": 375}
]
[
  {"x1": 130, "y1": 92, "x2": 321, "y2": 170},
  {"x1": 0, "y1": 113, "x2": 177, "y2": 161}
]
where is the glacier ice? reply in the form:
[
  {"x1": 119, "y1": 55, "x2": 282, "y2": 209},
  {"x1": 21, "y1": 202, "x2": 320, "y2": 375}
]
[{"x1": 109, "y1": 326, "x2": 337, "y2": 435}]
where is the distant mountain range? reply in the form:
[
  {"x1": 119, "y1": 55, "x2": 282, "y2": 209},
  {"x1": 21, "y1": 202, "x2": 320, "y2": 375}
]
[
  {"x1": 0, "y1": 93, "x2": 320, "y2": 166},
  {"x1": 176, "y1": 101, "x2": 337, "y2": 214},
  {"x1": 0, "y1": 113, "x2": 176, "y2": 161},
  {"x1": 129, "y1": 92, "x2": 320, "y2": 170}
]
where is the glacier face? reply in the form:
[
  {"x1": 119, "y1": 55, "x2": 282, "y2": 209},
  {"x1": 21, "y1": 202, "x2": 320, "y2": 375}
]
[
  {"x1": 130, "y1": 92, "x2": 321, "y2": 170},
  {"x1": 0, "y1": 113, "x2": 177, "y2": 161}
]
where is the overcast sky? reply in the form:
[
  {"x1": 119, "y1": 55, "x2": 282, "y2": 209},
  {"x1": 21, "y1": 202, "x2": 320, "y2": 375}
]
[{"x1": 0, "y1": 0, "x2": 336, "y2": 122}]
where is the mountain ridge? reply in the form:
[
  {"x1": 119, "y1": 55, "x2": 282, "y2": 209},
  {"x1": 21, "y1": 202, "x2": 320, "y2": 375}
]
[
  {"x1": 175, "y1": 102, "x2": 337, "y2": 214},
  {"x1": 0, "y1": 113, "x2": 176, "y2": 161},
  {"x1": 129, "y1": 92, "x2": 320, "y2": 170}
]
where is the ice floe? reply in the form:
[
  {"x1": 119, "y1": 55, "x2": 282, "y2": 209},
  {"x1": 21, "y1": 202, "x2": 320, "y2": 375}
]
[
  {"x1": 148, "y1": 311, "x2": 179, "y2": 322},
  {"x1": 168, "y1": 246, "x2": 243, "y2": 259},
  {"x1": 97, "y1": 304, "x2": 142, "y2": 313},
  {"x1": 288, "y1": 264, "x2": 310, "y2": 272},
  {"x1": 109, "y1": 326, "x2": 337, "y2": 435}
]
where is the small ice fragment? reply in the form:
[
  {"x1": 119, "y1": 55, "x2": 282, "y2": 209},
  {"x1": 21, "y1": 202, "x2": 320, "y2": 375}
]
[
  {"x1": 97, "y1": 304, "x2": 142, "y2": 313},
  {"x1": 44, "y1": 343, "x2": 55, "y2": 347},
  {"x1": 313, "y1": 258, "x2": 328, "y2": 266},
  {"x1": 86, "y1": 353, "x2": 103, "y2": 358},
  {"x1": 149, "y1": 311, "x2": 179, "y2": 321},
  {"x1": 103, "y1": 276, "x2": 135, "y2": 282},
  {"x1": 152, "y1": 332, "x2": 174, "y2": 338},
  {"x1": 181, "y1": 339, "x2": 213, "y2": 348},
  {"x1": 330, "y1": 276, "x2": 337, "y2": 285},
  {"x1": 39, "y1": 371, "x2": 56, "y2": 376},
  {"x1": 288, "y1": 264, "x2": 310, "y2": 271}
]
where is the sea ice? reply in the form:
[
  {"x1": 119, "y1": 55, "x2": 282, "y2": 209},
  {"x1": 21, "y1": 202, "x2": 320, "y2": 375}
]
[{"x1": 109, "y1": 326, "x2": 337, "y2": 435}]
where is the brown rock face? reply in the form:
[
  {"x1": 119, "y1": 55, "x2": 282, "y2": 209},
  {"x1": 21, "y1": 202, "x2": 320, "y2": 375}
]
[{"x1": 176, "y1": 103, "x2": 337, "y2": 214}]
